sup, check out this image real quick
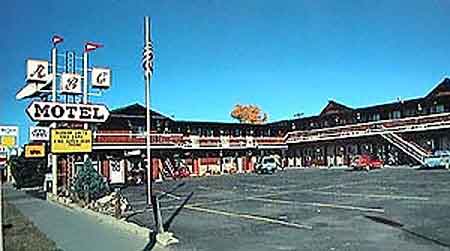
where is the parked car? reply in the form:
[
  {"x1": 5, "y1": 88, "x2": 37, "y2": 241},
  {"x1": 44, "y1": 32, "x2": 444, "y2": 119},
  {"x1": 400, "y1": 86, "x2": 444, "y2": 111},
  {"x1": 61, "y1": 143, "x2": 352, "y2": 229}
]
[
  {"x1": 350, "y1": 154, "x2": 383, "y2": 171},
  {"x1": 423, "y1": 150, "x2": 450, "y2": 169},
  {"x1": 173, "y1": 166, "x2": 191, "y2": 179},
  {"x1": 255, "y1": 156, "x2": 279, "y2": 174}
]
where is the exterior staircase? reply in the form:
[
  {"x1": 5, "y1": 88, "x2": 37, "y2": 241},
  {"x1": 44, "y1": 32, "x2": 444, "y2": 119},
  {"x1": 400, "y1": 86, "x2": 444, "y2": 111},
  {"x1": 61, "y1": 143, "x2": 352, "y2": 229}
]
[
  {"x1": 380, "y1": 132, "x2": 430, "y2": 165},
  {"x1": 161, "y1": 158, "x2": 176, "y2": 179}
]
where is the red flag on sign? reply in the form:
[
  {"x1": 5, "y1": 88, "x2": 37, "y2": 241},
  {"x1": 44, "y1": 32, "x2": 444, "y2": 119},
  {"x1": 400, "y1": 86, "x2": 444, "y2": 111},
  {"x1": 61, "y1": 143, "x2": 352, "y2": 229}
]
[
  {"x1": 85, "y1": 42, "x2": 103, "y2": 52},
  {"x1": 52, "y1": 35, "x2": 64, "y2": 45}
]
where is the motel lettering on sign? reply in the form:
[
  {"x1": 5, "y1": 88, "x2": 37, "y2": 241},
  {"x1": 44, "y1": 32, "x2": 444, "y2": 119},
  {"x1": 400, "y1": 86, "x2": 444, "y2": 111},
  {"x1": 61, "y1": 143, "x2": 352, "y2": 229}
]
[{"x1": 26, "y1": 101, "x2": 110, "y2": 123}]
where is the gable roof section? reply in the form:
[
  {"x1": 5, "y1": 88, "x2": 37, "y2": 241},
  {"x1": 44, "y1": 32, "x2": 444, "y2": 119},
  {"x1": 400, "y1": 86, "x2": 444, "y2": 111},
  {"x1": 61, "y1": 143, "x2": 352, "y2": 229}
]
[
  {"x1": 319, "y1": 100, "x2": 354, "y2": 116},
  {"x1": 426, "y1": 77, "x2": 450, "y2": 99},
  {"x1": 110, "y1": 103, "x2": 172, "y2": 120}
]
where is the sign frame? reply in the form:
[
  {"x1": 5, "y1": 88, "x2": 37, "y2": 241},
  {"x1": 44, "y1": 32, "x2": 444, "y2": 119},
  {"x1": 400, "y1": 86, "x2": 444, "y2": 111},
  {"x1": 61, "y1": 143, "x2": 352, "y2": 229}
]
[
  {"x1": 50, "y1": 129, "x2": 93, "y2": 154},
  {"x1": 60, "y1": 73, "x2": 82, "y2": 94},
  {"x1": 26, "y1": 59, "x2": 49, "y2": 83},
  {"x1": 91, "y1": 67, "x2": 111, "y2": 89},
  {"x1": 29, "y1": 126, "x2": 50, "y2": 142},
  {"x1": 25, "y1": 144, "x2": 46, "y2": 158},
  {"x1": 26, "y1": 101, "x2": 110, "y2": 123}
]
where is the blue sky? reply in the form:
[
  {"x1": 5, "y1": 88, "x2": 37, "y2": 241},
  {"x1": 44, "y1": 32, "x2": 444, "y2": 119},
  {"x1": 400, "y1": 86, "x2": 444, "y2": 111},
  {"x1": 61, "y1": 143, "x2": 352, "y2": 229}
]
[{"x1": 1, "y1": 0, "x2": 450, "y2": 145}]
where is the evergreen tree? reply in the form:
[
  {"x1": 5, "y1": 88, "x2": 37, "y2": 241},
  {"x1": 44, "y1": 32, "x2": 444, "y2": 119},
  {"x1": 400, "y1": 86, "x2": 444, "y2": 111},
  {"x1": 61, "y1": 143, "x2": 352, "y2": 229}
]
[{"x1": 72, "y1": 159, "x2": 109, "y2": 203}]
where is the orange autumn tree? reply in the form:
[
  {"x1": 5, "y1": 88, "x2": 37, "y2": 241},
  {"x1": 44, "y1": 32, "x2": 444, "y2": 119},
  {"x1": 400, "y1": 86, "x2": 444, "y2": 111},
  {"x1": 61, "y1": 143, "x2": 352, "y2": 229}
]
[{"x1": 230, "y1": 104, "x2": 268, "y2": 124}]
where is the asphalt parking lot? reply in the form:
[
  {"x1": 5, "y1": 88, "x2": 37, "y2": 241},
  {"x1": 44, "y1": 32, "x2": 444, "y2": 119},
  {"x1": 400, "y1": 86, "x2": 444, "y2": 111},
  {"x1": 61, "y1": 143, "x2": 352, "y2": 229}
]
[{"x1": 123, "y1": 167, "x2": 450, "y2": 251}]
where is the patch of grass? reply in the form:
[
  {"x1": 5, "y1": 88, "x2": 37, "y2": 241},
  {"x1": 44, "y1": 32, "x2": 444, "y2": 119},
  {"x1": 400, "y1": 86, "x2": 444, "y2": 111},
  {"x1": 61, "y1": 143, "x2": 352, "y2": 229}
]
[{"x1": 3, "y1": 201, "x2": 62, "y2": 251}]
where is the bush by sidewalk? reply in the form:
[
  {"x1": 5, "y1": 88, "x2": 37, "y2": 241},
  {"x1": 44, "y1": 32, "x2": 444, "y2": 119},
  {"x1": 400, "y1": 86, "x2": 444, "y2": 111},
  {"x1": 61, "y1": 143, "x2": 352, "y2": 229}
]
[
  {"x1": 3, "y1": 200, "x2": 62, "y2": 251},
  {"x1": 8, "y1": 153, "x2": 48, "y2": 189}
]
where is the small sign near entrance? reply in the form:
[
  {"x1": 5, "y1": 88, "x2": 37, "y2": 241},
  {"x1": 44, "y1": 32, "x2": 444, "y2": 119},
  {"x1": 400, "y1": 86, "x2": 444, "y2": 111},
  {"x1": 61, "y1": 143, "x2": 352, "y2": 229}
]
[
  {"x1": 29, "y1": 126, "x2": 50, "y2": 141},
  {"x1": 25, "y1": 144, "x2": 46, "y2": 158},
  {"x1": 51, "y1": 129, "x2": 92, "y2": 153},
  {"x1": 109, "y1": 159, "x2": 125, "y2": 184},
  {"x1": 26, "y1": 101, "x2": 110, "y2": 123}
]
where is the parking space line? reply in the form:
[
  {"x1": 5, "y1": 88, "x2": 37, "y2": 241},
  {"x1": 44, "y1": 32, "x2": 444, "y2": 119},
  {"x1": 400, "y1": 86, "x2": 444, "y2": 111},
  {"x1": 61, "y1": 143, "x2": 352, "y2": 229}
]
[
  {"x1": 184, "y1": 205, "x2": 313, "y2": 230},
  {"x1": 305, "y1": 191, "x2": 430, "y2": 201},
  {"x1": 247, "y1": 197, "x2": 385, "y2": 213},
  {"x1": 128, "y1": 181, "x2": 375, "y2": 213}
]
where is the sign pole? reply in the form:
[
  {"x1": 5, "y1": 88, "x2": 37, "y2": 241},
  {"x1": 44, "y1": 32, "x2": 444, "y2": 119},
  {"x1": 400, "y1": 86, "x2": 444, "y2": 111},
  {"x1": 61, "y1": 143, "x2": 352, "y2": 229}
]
[
  {"x1": 0, "y1": 168, "x2": 3, "y2": 251},
  {"x1": 83, "y1": 51, "x2": 88, "y2": 105},
  {"x1": 144, "y1": 16, "x2": 153, "y2": 205},
  {"x1": 51, "y1": 46, "x2": 58, "y2": 195},
  {"x1": 82, "y1": 51, "x2": 89, "y2": 170}
]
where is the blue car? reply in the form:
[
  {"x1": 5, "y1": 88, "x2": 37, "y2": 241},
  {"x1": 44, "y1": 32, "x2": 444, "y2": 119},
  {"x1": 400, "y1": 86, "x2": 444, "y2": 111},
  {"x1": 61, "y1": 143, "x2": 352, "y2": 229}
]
[{"x1": 423, "y1": 150, "x2": 450, "y2": 169}]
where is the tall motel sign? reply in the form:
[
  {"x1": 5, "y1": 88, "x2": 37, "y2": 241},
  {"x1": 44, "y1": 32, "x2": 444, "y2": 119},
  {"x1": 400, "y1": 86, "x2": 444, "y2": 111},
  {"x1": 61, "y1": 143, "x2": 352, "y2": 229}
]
[{"x1": 16, "y1": 35, "x2": 111, "y2": 195}]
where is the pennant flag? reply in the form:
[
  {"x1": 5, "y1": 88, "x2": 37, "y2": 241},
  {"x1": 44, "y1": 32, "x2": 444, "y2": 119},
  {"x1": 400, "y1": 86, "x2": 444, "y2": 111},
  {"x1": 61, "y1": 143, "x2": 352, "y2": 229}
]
[
  {"x1": 52, "y1": 35, "x2": 64, "y2": 45},
  {"x1": 85, "y1": 42, "x2": 103, "y2": 52},
  {"x1": 142, "y1": 39, "x2": 154, "y2": 77}
]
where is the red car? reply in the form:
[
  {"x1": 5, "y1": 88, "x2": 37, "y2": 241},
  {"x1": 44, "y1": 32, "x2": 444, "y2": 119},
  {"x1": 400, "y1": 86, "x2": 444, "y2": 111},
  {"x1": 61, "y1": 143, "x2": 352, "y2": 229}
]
[
  {"x1": 351, "y1": 155, "x2": 383, "y2": 170},
  {"x1": 173, "y1": 166, "x2": 191, "y2": 179}
]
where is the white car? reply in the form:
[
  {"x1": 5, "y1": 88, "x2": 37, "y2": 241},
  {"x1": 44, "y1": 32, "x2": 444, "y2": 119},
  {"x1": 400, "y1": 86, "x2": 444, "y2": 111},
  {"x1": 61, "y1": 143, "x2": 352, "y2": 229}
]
[{"x1": 256, "y1": 156, "x2": 278, "y2": 174}]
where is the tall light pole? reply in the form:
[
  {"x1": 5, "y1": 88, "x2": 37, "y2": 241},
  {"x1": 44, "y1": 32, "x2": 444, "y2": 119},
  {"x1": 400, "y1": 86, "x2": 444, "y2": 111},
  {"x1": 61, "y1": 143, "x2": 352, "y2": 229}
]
[
  {"x1": 143, "y1": 16, "x2": 154, "y2": 205},
  {"x1": 51, "y1": 44, "x2": 58, "y2": 195}
]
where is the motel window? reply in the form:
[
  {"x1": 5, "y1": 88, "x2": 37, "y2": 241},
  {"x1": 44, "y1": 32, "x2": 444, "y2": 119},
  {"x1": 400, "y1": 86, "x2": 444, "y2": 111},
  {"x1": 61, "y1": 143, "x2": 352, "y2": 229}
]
[
  {"x1": 404, "y1": 109, "x2": 416, "y2": 117},
  {"x1": 370, "y1": 113, "x2": 380, "y2": 121},
  {"x1": 436, "y1": 105, "x2": 445, "y2": 113},
  {"x1": 360, "y1": 114, "x2": 367, "y2": 122},
  {"x1": 156, "y1": 120, "x2": 162, "y2": 132},
  {"x1": 390, "y1": 111, "x2": 401, "y2": 119},
  {"x1": 234, "y1": 129, "x2": 240, "y2": 137},
  {"x1": 136, "y1": 126, "x2": 145, "y2": 134}
]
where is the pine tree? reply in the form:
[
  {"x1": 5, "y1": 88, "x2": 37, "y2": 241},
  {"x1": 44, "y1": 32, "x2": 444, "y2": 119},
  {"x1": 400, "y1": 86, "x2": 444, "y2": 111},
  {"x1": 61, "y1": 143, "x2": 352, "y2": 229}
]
[{"x1": 72, "y1": 159, "x2": 109, "y2": 204}]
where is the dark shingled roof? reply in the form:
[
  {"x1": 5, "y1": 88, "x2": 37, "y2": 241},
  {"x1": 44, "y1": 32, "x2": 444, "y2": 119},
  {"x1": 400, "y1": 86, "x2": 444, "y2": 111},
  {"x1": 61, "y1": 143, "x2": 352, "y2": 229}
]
[{"x1": 320, "y1": 100, "x2": 354, "y2": 116}]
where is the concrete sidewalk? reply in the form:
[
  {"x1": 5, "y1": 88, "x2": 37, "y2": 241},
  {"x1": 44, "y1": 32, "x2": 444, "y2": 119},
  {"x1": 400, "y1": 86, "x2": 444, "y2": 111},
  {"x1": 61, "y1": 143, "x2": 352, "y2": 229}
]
[{"x1": 3, "y1": 185, "x2": 164, "y2": 251}]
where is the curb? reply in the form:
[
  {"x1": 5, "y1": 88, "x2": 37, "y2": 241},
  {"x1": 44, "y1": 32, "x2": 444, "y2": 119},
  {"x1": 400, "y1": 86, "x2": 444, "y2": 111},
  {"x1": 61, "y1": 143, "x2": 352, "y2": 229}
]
[{"x1": 47, "y1": 193, "x2": 151, "y2": 239}]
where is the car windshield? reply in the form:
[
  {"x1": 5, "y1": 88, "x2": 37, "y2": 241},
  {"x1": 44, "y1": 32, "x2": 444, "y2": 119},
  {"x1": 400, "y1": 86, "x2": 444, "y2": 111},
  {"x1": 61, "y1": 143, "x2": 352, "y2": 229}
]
[
  {"x1": 434, "y1": 151, "x2": 450, "y2": 156},
  {"x1": 263, "y1": 158, "x2": 275, "y2": 164}
]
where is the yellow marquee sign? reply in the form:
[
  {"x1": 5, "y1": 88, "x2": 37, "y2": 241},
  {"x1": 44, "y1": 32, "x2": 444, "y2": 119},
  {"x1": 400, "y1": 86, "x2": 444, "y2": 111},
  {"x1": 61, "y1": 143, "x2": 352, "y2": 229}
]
[
  {"x1": 1, "y1": 135, "x2": 16, "y2": 147},
  {"x1": 25, "y1": 144, "x2": 46, "y2": 158},
  {"x1": 51, "y1": 129, "x2": 92, "y2": 153}
]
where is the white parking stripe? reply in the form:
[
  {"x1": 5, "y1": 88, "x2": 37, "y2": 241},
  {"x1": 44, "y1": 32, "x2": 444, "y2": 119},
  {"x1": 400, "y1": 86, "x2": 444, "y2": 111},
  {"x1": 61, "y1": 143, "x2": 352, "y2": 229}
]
[
  {"x1": 154, "y1": 181, "x2": 374, "y2": 211},
  {"x1": 247, "y1": 197, "x2": 385, "y2": 213},
  {"x1": 185, "y1": 205, "x2": 313, "y2": 230},
  {"x1": 306, "y1": 191, "x2": 429, "y2": 201}
]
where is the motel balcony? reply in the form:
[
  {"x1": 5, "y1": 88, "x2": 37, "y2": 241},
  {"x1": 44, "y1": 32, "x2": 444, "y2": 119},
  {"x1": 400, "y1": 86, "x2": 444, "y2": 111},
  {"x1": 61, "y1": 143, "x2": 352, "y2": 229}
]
[
  {"x1": 94, "y1": 130, "x2": 185, "y2": 146},
  {"x1": 286, "y1": 112, "x2": 450, "y2": 144},
  {"x1": 93, "y1": 130, "x2": 286, "y2": 149}
]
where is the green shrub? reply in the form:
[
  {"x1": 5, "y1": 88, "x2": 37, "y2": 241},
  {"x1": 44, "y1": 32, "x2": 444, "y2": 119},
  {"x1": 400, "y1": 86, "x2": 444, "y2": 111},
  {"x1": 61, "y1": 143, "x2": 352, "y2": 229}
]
[{"x1": 72, "y1": 159, "x2": 109, "y2": 203}]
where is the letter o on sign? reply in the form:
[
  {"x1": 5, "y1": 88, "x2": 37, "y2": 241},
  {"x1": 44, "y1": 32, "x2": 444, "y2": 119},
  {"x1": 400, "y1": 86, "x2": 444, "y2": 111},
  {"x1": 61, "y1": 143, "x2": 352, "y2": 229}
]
[{"x1": 51, "y1": 105, "x2": 64, "y2": 118}]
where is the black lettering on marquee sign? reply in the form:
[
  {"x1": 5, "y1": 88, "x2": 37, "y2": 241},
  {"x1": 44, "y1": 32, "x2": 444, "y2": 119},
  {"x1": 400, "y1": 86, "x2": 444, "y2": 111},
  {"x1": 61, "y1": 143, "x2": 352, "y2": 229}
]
[{"x1": 26, "y1": 101, "x2": 110, "y2": 123}]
